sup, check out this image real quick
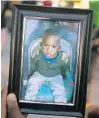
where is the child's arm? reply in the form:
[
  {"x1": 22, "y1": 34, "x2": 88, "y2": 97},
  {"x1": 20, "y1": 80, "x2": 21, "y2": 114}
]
[
  {"x1": 61, "y1": 61, "x2": 70, "y2": 79},
  {"x1": 28, "y1": 48, "x2": 40, "y2": 79},
  {"x1": 61, "y1": 52, "x2": 70, "y2": 79},
  {"x1": 28, "y1": 56, "x2": 37, "y2": 79}
]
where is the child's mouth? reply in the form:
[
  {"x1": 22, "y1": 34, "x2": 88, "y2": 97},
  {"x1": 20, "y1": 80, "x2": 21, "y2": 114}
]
[{"x1": 46, "y1": 54, "x2": 51, "y2": 57}]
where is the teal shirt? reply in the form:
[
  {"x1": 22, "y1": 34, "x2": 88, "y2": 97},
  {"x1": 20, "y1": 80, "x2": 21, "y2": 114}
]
[{"x1": 29, "y1": 51, "x2": 70, "y2": 79}]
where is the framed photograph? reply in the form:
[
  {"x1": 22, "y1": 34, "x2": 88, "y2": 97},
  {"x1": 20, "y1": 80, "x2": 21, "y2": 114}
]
[{"x1": 8, "y1": 4, "x2": 93, "y2": 117}]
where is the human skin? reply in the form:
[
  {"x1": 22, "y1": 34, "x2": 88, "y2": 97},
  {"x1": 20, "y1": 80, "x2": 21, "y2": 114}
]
[
  {"x1": 1, "y1": 85, "x2": 28, "y2": 118},
  {"x1": 92, "y1": 38, "x2": 99, "y2": 47},
  {"x1": 42, "y1": 35, "x2": 60, "y2": 58}
]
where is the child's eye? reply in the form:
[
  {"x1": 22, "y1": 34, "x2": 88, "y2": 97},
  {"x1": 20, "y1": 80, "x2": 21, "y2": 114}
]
[
  {"x1": 53, "y1": 46, "x2": 56, "y2": 48},
  {"x1": 44, "y1": 44, "x2": 47, "y2": 46}
]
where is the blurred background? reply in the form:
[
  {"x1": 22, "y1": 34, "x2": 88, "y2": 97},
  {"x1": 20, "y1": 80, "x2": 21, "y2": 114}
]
[{"x1": 1, "y1": 0, "x2": 99, "y2": 118}]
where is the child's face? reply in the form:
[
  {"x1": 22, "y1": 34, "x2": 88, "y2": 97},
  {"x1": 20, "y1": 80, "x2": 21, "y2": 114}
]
[{"x1": 42, "y1": 35, "x2": 60, "y2": 58}]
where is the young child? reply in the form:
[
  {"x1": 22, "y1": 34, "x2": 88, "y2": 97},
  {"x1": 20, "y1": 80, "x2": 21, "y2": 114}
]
[{"x1": 25, "y1": 28, "x2": 70, "y2": 103}]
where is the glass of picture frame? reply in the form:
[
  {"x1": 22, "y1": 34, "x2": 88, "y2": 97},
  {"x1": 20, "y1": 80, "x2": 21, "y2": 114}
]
[{"x1": 8, "y1": 4, "x2": 93, "y2": 117}]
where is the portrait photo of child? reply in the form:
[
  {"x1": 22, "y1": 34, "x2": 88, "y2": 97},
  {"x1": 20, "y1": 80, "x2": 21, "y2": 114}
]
[
  {"x1": 8, "y1": 5, "x2": 93, "y2": 117},
  {"x1": 21, "y1": 18, "x2": 79, "y2": 104}
]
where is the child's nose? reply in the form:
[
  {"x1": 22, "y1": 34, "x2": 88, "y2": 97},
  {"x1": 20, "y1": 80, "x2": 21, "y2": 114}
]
[{"x1": 47, "y1": 47, "x2": 52, "y2": 53}]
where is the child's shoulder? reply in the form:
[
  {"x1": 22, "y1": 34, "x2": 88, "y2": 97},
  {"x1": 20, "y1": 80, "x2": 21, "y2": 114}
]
[
  {"x1": 60, "y1": 51, "x2": 68, "y2": 63},
  {"x1": 31, "y1": 49, "x2": 40, "y2": 59}
]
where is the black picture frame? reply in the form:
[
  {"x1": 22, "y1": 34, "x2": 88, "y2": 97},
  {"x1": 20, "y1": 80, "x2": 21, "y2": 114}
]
[{"x1": 8, "y1": 4, "x2": 93, "y2": 117}]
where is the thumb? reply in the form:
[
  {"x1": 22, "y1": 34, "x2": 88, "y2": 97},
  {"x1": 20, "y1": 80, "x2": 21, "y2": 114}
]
[{"x1": 7, "y1": 93, "x2": 25, "y2": 118}]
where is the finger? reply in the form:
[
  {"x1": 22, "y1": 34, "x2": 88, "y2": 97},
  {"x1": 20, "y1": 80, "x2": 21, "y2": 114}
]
[
  {"x1": 7, "y1": 93, "x2": 25, "y2": 118},
  {"x1": 23, "y1": 114, "x2": 28, "y2": 118},
  {"x1": 1, "y1": 85, "x2": 8, "y2": 102},
  {"x1": 1, "y1": 85, "x2": 8, "y2": 118}
]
